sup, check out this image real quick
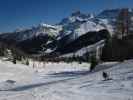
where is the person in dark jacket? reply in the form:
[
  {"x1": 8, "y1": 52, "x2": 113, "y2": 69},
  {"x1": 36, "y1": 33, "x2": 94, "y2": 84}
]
[{"x1": 102, "y1": 71, "x2": 109, "y2": 80}]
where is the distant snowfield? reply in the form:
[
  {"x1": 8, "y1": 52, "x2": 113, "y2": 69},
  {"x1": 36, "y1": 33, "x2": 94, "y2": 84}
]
[{"x1": 0, "y1": 59, "x2": 133, "y2": 100}]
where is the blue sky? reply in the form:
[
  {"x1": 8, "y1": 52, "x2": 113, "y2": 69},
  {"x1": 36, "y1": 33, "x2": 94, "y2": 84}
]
[{"x1": 0, "y1": 0, "x2": 133, "y2": 33}]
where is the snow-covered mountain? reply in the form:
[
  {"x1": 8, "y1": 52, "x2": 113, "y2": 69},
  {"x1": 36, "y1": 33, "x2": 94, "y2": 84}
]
[
  {"x1": 57, "y1": 11, "x2": 105, "y2": 41},
  {"x1": 97, "y1": 9, "x2": 121, "y2": 19},
  {"x1": 0, "y1": 8, "x2": 133, "y2": 55},
  {"x1": 58, "y1": 11, "x2": 92, "y2": 25},
  {"x1": 1, "y1": 9, "x2": 133, "y2": 42},
  {"x1": 0, "y1": 23, "x2": 62, "y2": 42},
  {"x1": 0, "y1": 9, "x2": 122, "y2": 42}
]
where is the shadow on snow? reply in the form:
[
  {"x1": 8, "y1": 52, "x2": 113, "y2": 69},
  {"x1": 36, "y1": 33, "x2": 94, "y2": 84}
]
[{"x1": 2, "y1": 77, "x2": 75, "y2": 91}]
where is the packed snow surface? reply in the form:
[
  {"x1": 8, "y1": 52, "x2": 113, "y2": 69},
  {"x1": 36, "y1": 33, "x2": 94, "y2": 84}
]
[{"x1": 0, "y1": 59, "x2": 133, "y2": 100}]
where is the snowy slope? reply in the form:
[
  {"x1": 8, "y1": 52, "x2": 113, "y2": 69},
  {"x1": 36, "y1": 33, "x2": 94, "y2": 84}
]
[{"x1": 0, "y1": 59, "x2": 133, "y2": 100}]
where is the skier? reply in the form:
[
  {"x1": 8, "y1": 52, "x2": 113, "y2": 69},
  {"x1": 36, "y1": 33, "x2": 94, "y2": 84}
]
[{"x1": 102, "y1": 71, "x2": 109, "y2": 81}]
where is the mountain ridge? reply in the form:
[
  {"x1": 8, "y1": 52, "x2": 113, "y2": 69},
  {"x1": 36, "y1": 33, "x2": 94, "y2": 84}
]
[{"x1": 0, "y1": 8, "x2": 133, "y2": 57}]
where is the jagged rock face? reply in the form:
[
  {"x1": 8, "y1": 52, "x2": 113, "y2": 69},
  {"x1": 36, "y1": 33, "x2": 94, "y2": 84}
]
[{"x1": 57, "y1": 11, "x2": 105, "y2": 41}]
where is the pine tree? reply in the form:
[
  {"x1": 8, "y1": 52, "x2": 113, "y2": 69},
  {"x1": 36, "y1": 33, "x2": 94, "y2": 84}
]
[
  {"x1": 0, "y1": 43, "x2": 6, "y2": 56},
  {"x1": 12, "y1": 57, "x2": 16, "y2": 64},
  {"x1": 90, "y1": 55, "x2": 98, "y2": 72},
  {"x1": 26, "y1": 59, "x2": 29, "y2": 65}
]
